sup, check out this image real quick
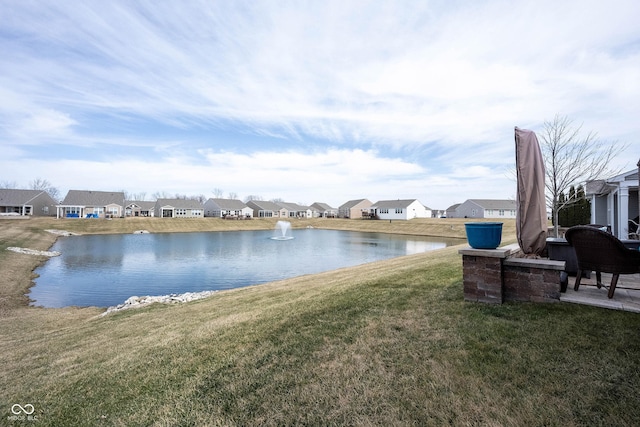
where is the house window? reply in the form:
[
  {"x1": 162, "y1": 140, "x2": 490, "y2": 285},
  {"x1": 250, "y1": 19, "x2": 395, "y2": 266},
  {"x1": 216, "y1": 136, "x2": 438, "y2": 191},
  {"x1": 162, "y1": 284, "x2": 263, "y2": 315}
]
[
  {"x1": 395, "y1": 208, "x2": 403, "y2": 214},
  {"x1": 471, "y1": 209, "x2": 477, "y2": 217},
  {"x1": 499, "y1": 209, "x2": 505, "y2": 216},
  {"x1": 380, "y1": 208, "x2": 389, "y2": 214},
  {"x1": 108, "y1": 207, "x2": 118, "y2": 215}
]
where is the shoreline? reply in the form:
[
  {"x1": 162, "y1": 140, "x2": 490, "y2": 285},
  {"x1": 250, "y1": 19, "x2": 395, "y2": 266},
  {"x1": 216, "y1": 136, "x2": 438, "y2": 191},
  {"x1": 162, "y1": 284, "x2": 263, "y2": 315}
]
[
  {"x1": 101, "y1": 290, "x2": 219, "y2": 316},
  {"x1": 1, "y1": 217, "x2": 514, "y2": 314}
]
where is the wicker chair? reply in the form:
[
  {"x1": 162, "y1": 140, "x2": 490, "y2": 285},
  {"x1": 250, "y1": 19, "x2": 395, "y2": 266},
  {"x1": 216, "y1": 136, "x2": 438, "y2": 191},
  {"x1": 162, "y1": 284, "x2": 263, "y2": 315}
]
[{"x1": 566, "y1": 226, "x2": 640, "y2": 298}]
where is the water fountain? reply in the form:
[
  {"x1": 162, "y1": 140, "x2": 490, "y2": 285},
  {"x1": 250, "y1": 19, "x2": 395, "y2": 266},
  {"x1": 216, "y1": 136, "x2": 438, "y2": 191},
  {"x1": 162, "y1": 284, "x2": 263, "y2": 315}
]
[{"x1": 271, "y1": 220, "x2": 294, "y2": 240}]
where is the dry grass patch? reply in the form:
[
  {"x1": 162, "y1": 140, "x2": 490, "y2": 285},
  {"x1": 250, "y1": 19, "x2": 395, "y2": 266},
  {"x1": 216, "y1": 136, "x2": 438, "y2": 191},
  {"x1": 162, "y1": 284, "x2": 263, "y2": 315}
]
[{"x1": 3, "y1": 217, "x2": 639, "y2": 425}]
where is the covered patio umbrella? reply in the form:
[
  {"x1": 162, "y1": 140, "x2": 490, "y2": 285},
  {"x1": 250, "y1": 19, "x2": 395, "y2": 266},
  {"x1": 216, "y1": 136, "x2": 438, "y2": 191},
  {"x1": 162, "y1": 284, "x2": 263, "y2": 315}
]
[{"x1": 515, "y1": 127, "x2": 547, "y2": 257}]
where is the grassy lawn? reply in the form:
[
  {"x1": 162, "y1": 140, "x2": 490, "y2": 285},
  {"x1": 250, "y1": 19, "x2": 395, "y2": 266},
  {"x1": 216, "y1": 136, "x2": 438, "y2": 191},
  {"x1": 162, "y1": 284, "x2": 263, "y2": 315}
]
[{"x1": 1, "y1": 217, "x2": 639, "y2": 425}]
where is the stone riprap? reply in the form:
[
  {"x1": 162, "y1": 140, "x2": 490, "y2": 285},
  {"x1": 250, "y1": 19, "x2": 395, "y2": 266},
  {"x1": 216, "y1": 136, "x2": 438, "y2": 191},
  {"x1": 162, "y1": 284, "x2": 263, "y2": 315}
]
[
  {"x1": 45, "y1": 229, "x2": 80, "y2": 236},
  {"x1": 101, "y1": 291, "x2": 218, "y2": 316},
  {"x1": 6, "y1": 247, "x2": 61, "y2": 257}
]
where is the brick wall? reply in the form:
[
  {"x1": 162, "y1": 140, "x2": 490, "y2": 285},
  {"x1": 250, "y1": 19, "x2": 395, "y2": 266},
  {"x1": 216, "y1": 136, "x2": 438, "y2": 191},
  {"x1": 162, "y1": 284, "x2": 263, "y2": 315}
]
[{"x1": 459, "y1": 244, "x2": 565, "y2": 304}]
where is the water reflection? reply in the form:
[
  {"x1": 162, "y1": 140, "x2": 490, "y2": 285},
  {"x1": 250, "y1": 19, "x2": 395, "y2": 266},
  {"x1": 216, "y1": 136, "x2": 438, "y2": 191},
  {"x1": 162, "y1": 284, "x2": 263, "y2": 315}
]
[{"x1": 31, "y1": 229, "x2": 460, "y2": 308}]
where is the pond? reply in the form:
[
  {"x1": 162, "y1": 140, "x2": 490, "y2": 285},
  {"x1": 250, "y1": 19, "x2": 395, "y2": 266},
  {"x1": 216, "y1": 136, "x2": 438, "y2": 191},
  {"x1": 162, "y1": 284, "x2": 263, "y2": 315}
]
[{"x1": 30, "y1": 229, "x2": 461, "y2": 308}]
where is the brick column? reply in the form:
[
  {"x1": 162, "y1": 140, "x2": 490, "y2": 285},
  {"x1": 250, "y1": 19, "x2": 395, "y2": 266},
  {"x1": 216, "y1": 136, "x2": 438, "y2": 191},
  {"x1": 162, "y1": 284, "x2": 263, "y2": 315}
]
[{"x1": 459, "y1": 246, "x2": 518, "y2": 304}]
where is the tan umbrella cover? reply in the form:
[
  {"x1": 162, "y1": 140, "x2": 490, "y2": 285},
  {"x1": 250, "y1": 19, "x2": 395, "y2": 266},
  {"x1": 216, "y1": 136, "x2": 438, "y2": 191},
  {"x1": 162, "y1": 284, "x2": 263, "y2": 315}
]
[{"x1": 515, "y1": 127, "x2": 547, "y2": 256}]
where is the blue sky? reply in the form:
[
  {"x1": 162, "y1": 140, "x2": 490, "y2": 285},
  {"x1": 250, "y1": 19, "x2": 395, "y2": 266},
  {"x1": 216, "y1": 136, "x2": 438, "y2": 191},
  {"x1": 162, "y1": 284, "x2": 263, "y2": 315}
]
[{"x1": 1, "y1": 0, "x2": 638, "y2": 209}]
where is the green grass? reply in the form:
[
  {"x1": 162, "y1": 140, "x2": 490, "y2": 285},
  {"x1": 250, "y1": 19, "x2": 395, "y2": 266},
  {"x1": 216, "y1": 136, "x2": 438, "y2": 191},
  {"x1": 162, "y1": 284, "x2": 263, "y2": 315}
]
[{"x1": 1, "y1": 218, "x2": 639, "y2": 425}]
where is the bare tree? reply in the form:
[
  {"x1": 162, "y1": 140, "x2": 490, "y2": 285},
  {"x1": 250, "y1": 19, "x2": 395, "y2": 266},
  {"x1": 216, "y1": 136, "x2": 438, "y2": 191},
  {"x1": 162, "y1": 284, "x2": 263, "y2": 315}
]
[
  {"x1": 29, "y1": 178, "x2": 60, "y2": 200},
  {"x1": 227, "y1": 192, "x2": 238, "y2": 200},
  {"x1": 152, "y1": 191, "x2": 172, "y2": 200},
  {"x1": 0, "y1": 180, "x2": 18, "y2": 189},
  {"x1": 244, "y1": 195, "x2": 263, "y2": 202},
  {"x1": 212, "y1": 188, "x2": 224, "y2": 198},
  {"x1": 129, "y1": 192, "x2": 147, "y2": 201},
  {"x1": 540, "y1": 114, "x2": 626, "y2": 237}
]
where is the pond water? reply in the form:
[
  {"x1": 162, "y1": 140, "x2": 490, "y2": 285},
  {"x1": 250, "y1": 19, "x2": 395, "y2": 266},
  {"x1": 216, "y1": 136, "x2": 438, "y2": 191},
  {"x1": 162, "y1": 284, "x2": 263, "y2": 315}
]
[{"x1": 31, "y1": 229, "x2": 460, "y2": 308}]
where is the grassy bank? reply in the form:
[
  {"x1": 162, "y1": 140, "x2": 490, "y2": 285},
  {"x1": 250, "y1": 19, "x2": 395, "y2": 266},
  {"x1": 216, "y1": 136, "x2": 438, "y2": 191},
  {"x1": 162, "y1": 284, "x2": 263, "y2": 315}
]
[{"x1": 1, "y1": 217, "x2": 639, "y2": 425}]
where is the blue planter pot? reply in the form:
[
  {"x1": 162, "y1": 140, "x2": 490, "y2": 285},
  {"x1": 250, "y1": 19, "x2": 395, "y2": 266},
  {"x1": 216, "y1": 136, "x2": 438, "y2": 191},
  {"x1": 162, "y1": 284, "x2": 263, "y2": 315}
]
[{"x1": 465, "y1": 222, "x2": 503, "y2": 249}]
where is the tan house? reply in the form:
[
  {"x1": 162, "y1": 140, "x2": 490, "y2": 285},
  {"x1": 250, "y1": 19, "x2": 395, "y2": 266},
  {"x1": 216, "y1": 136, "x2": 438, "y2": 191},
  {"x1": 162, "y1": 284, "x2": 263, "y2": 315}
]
[
  {"x1": 203, "y1": 198, "x2": 253, "y2": 218},
  {"x1": 338, "y1": 199, "x2": 372, "y2": 219},
  {"x1": 155, "y1": 199, "x2": 204, "y2": 218},
  {"x1": 0, "y1": 189, "x2": 57, "y2": 216},
  {"x1": 125, "y1": 201, "x2": 156, "y2": 217},
  {"x1": 57, "y1": 190, "x2": 125, "y2": 218},
  {"x1": 310, "y1": 202, "x2": 338, "y2": 218},
  {"x1": 246, "y1": 200, "x2": 287, "y2": 218}
]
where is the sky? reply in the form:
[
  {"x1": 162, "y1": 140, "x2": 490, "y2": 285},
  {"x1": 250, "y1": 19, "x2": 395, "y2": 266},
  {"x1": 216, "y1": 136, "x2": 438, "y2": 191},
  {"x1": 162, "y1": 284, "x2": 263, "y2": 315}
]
[{"x1": 1, "y1": 0, "x2": 639, "y2": 209}]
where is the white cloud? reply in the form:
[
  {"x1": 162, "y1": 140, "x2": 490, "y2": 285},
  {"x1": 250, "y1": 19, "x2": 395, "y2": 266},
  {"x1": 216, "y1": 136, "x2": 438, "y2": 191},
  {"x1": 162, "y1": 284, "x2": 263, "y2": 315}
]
[{"x1": 0, "y1": 0, "x2": 637, "y2": 208}]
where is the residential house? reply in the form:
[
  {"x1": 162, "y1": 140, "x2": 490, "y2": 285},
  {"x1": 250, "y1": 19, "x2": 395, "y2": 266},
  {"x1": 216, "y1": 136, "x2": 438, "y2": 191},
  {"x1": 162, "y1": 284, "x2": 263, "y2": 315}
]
[
  {"x1": 0, "y1": 189, "x2": 57, "y2": 216},
  {"x1": 586, "y1": 165, "x2": 639, "y2": 239},
  {"x1": 445, "y1": 203, "x2": 461, "y2": 218},
  {"x1": 155, "y1": 198, "x2": 204, "y2": 218},
  {"x1": 246, "y1": 200, "x2": 287, "y2": 218},
  {"x1": 310, "y1": 202, "x2": 338, "y2": 218},
  {"x1": 338, "y1": 199, "x2": 372, "y2": 219},
  {"x1": 204, "y1": 198, "x2": 253, "y2": 218},
  {"x1": 451, "y1": 199, "x2": 517, "y2": 219},
  {"x1": 57, "y1": 190, "x2": 125, "y2": 218},
  {"x1": 125, "y1": 201, "x2": 156, "y2": 217},
  {"x1": 370, "y1": 199, "x2": 432, "y2": 220},
  {"x1": 276, "y1": 202, "x2": 312, "y2": 218}
]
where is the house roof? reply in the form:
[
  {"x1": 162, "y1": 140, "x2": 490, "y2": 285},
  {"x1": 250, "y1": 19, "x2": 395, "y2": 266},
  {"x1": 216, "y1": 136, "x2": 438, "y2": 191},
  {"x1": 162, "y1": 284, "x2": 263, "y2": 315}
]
[
  {"x1": 0, "y1": 189, "x2": 54, "y2": 206},
  {"x1": 247, "y1": 200, "x2": 283, "y2": 211},
  {"x1": 586, "y1": 168, "x2": 639, "y2": 196},
  {"x1": 155, "y1": 198, "x2": 203, "y2": 209},
  {"x1": 446, "y1": 203, "x2": 461, "y2": 211},
  {"x1": 125, "y1": 200, "x2": 156, "y2": 210},
  {"x1": 60, "y1": 190, "x2": 125, "y2": 206},
  {"x1": 206, "y1": 198, "x2": 249, "y2": 210},
  {"x1": 466, "y1": 199, "x2": 517, "y2": 209},
  {"x1": 339, "y1": 199, "x2": 371, "y2": 209},
  {"x1": 276, "y1": 201, "x2": 308, "y2": 211},
  {"x1": 310, "y1": 202, "x2": 336, "y2": 211},
  {"x1": 371, "y1": 199, "x2": 429, "y2": 209}
]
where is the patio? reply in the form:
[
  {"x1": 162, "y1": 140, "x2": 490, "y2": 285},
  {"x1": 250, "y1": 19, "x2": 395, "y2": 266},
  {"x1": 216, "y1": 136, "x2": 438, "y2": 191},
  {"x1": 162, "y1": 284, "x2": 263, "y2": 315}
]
[{"x1": 561, "y1": 272, "x2": 640, "y2": 313}]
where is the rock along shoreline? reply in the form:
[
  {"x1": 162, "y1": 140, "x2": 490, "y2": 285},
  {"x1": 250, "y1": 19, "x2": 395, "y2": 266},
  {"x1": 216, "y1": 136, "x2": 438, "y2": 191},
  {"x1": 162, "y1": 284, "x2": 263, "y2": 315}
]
[{"x1": 101, "y1": 290, "x2": 218, "y2": 316}]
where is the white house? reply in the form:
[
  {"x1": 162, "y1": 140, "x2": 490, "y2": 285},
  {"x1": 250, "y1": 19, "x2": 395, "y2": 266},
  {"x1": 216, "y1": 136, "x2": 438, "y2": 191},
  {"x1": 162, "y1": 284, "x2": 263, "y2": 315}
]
[
  {"x1": 452, "y1": 199, "x2": 517, "y2": 219},
  {"x1": 204, "y1": 198, "x2": 253, "y2": 218},
  {"x1": 370, "y1": 199, "x2": 431, "y2": 220},
  {"x1": 586, "y1": 165, "x2": 639, "y2": 239}
]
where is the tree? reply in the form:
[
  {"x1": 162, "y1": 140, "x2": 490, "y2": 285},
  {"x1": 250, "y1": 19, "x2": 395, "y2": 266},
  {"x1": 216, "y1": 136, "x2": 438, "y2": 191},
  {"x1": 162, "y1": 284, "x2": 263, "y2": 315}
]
[
  {"x1": 212, "y1": 188, "x2": 224, "y2": 198},
  {"x1": 29, "y1": 178, "x2": 60, "y2": 200},
  {"x1": 557, "y1": 185, "x2": 590, "y2": 227},
  {"x1": 540, "y1": 114, "x2": 625, "y2": 237}
]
